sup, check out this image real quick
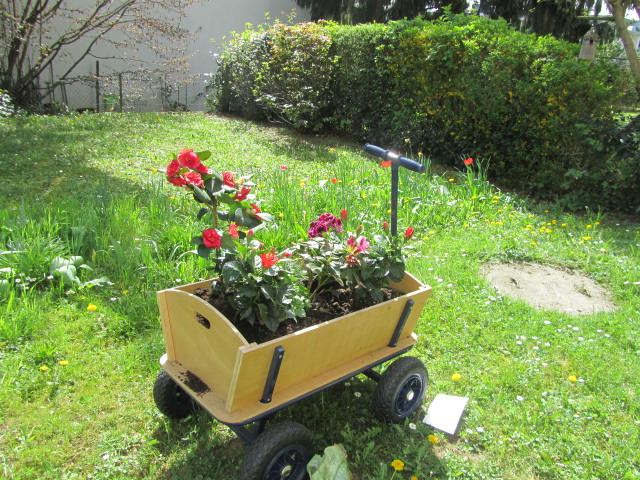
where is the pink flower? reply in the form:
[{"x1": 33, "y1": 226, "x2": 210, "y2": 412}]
[
  {"x1": 233, "y1": 185, "x2": 251, "y2": 201},
  {"x1": 228, "y1": 223, "x2": 239, "y2": 238},
  {"x1": 260, "y1": 252, "x2": 279, "y2": 269},
  {"x1": 280, "y1": 165, "x2": 288, "y2": 170},
  {"x1": 347, "y1": 236, "x2": 370, "y2": 254},
  {"x1": 222, "y1": 171, "x2": 235, "y2": 188},
  {"x1": 202, "y1": 229, "x2": 222, "y2": 248},
  {"x1": 308, "y1": 213, "x2": 342, "y2": 238}
]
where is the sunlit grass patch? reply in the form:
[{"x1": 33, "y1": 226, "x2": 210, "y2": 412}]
[{"x1": 0, "y1": 113, "x2": 639, "y2": 480}]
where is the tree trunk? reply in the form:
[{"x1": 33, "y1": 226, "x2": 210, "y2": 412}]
[{"x1": 607, "y1": 0, "x2": 640, "y2": 94}]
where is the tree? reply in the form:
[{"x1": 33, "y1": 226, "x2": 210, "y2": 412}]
[
  {"x1": 0, "y1": 0, "x2": 199, "y2": 109},
  {"x1": 294, "y1": 0, "x2": 467, "y2": 24},
  {"x1": 478, "y1": 0, "x2": 593, "y2": 41},
  {"x1": 605, "y1": 0, "x2": 640, "y2": 92}
]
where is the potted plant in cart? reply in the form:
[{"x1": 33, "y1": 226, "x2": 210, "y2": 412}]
[{"x1": 153, "y1": 145, "x2": 432, "y2": 480}]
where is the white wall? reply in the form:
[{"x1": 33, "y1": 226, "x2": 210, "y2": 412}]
[{"x1": 45, "y1": 0, "x2": 309, "y2": 112}]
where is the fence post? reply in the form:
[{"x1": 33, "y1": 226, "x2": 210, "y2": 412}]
[
  {"x1": 95, "y1": 60, "x2": 100, "y2": 113},
  {"x1": 118, "y1": 73, "x2": 123, "y2": 112}
]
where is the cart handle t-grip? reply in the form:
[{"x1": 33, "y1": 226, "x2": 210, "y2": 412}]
[
  {"x1": 364, "y1": 143, "x2": 425, "y2": 174},
  {"x1": 364, "y1": 143, "x2": 425, "y2": 237}
]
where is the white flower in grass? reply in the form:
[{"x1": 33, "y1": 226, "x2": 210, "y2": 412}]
[
  {"x1": 409, "y1": 423, "x2": 417, "y2": 430},
  {"x1": 516, "y1": 395, "x2": 524, "y2": 402},
  {"x1": 353, "y1": 391, "x2": 361, "y2": 398}
]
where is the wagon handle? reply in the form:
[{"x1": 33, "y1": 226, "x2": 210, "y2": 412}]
[
  {"x1": 364, "y1": 143, "x2": 425, "y2": 236},
  {"x1": 364, "y1": 143, "x2": 425, "y2": 174}
]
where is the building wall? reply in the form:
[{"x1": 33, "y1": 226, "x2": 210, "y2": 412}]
[{"x1": 45, "y1": 0, "x2": 309, "y2": 112}]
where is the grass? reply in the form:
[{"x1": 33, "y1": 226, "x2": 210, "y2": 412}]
[{"x1": 1, "y1": 112, "x2": 639, "y2": 480}]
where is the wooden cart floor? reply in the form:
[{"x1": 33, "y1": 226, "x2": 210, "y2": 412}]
[{"x1": 160, "y1": 335, "x2": 415, "y2": 425}]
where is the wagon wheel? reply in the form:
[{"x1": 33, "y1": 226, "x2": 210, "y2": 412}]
[
  {"x1": 239, "y1": 421, "x2": 314, "y2": 480},
  {"x1": 153, "y1": 370, "x2": 198, "y2": 419},
  {"x1": 374, "y1": 356, "x2": 428, "y2": 424}
]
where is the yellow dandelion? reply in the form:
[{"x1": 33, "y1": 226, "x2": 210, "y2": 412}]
[
  {"x1": 530, "y1": 242, "x2": 538, "y2": 246},
  {"x1": 151, "y1": 168, "x2": 158, "y2": 173},
  {"x1": 39, "y1": 365, "x2": 49, "y2": 372},
  {"x1": 278, "y1": 213, "x2": 285, "y2": 218},
  {"x1": 404, "y1": 138, "x2": 411, "y2": 143},
  {"x1": 428, "y1": 434, "x2": 440, "y2": 444},
  {"x1": 328, "y1": 147, "x2": 335, "y2": 152},
  {"x1": 59, "y1": 360, "x2": 69, "y2": 366},
  {"x1": 561, "y1": 223, "x2": 568, "y2": 227},
  {"x1": 411, "y1": 477, "x2": 419, "y2": 480},
  {"x1": 451, "y1": 372, "x2": 462, "y2": 381},
  {"x1": 448, "y1": 178, "x2": 455, "y2": 182},
  {"x1": 582, "y1": 236, "x2": 592, "y2": 241},
  {"x1": 122, "y1": 290, "x2": 129, "y2": 295},
  {"x1": 391, "y1": 459, "x2": 405, "y2": 471},
  {"x1": 568, "y1": 375, "x2": 578, "y2": 383},
  {"x1": 86, "y1": 304, "x2": 98, "y2": 312},
  {"x1": 586, "y1": 224, "x2": 592, "y2": 229}
]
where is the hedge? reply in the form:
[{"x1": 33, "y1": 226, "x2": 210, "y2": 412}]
[{"x1": 208, "y1": 14, "x2": 639, "y2": 213}]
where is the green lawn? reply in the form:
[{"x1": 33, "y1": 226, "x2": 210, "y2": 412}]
[{"x1": 1, "y1": 112, "x2": 639, "y2": 480}]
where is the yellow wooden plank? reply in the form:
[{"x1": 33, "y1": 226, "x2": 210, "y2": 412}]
[
  {"x1": 162, "y1": 338, "x2": 416, "y2": 424},
  {"x1": 227, "y1": 283, "x2": 430, "y2": 412},
  {"x1": 158, "y1": 289, "x2": 248, "y2": 401}
]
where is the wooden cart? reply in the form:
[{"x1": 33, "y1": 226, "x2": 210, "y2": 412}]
[
  {"x1": 154, "y1": 272, "x2": 430, "y2": 480},
  {"x1": 153, "y1": 143, "x2": 431, "y2": 480}
]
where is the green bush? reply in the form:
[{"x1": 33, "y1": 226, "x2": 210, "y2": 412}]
[{"x1": 209, "y1": 15, "x2": 638, "y2": 213}]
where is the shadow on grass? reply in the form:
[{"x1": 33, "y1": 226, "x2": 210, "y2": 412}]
[{"x1": 153, "y1": 376, "x2": 446, "y2": 479}]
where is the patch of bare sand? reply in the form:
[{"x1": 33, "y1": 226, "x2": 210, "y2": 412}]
[{"x1": 482, "y1": 263, "x2": 617, "y2": 316}]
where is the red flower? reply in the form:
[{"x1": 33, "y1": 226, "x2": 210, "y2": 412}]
[
  {"x1": 284, "y1": 251, "x2": 292, "y2": 257},
  {"x1": 383, "y1": 221, "x2": 389, "y2": 231},
  {"x1": 228, "y1": 223, "x2": 239, "y2": 239},
  {"x1": 464, "y1": 157, "x2": 474, "y2": 166},
  {"x1": 340, "y1": 209, "x2": 348, "y2": 221},
  {"x1": 249, "y1": 203, "x2": 262, "y2": 220},
  {"x1": 404, "y1": 227, "x2": 415, "y2": 239},
  {"x1": 202, "y1": 229, "x2": 222, "y2": 248},
  {"x1": 177, "y1": 149, "x2": 200, "y2": 169},
  {"x1": 183, "y1": 171, "x2": 204, "y2": 187},
  {"x1": 260, "y1": 252, "x2": 279, "y2": 269},
  {"x1": 233, "y1": 185, "x2": 251, "y2": 201},
  {"x1": 166, "y1": 158, "x2": 181, "y2": 178},
  {"x1": 222, "y1": 171, "x2": 235, "y2": 188},
  {"x1": 280, "y1": 165, "x2": 288, "y2": 170},
  {"x1": 331, "y1": 177, "x2": 338, "y2": 184},
  {"x1": 381, "y1": 160, "x2": 392, "y2": 168},
  {"x1": 168, "y1": 176, "x2": 187, "y2": 187}
]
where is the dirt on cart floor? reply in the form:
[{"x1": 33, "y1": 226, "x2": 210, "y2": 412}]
[{"x1": 482, "y1": 262, "x2": 618, "y2": 316}]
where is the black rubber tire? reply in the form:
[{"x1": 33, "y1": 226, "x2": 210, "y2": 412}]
[
  {"x1": 238, "y1": 421, "x2": 314, "y2": 480},
  {"x1": 153, "y1": 370, "x2": 198, "y2": 419},
  {"x1": 374, "y1": 356, "x2": 428, "y2": 424}
]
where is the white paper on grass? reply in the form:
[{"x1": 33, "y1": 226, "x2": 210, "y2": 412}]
[{"x1": 422, "y1": 394, "x2": 469, "y2": 435}]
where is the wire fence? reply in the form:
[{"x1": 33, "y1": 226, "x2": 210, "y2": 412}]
[{"x1": 40, "y1": 62, "x2": 209, "y2": 113}]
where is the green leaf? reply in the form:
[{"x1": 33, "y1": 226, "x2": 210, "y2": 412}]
[
  {"x1": 197, "y1": 207, "x2": 210, "y2": 220},
  {"x1": 307, "y1": 444, "x2": 351, "y2": 480},
  {"x1": 196, "y1": 150, "x2": 211, "y2": 162},
  {"x1": 192, "y1": 185, "x2": 212, "y2": 203},
  {"x1": 222, "y1": 261, "x2": 244, "y2": 283},
  {"x1": 197, "y1": 244, "x2": 211, "y2": 259},
  {"x1": 191, "y1": 235, "x2": 204, "y2": 245}
]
